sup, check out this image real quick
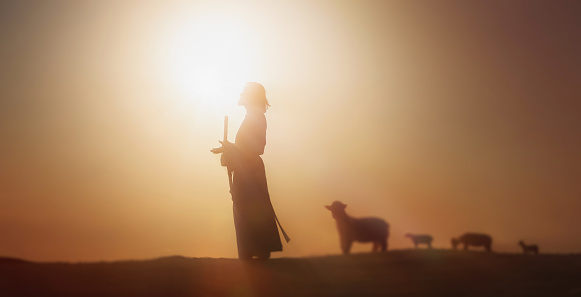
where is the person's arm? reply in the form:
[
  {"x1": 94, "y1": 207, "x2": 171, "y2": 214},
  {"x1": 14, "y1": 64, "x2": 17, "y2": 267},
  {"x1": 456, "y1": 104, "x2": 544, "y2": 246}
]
[
  {"x1": 210, "y1": 140, "x2": 234, "y2": 154},
  {"x1": 211, "y1": 140, "x2": 241, "y2": 170}
]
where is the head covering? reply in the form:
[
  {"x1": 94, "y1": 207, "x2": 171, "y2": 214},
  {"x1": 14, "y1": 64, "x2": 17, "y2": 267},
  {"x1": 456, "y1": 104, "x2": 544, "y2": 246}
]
[{"x1": 240, "y1": 82, "x2": 269, "y2": 108}]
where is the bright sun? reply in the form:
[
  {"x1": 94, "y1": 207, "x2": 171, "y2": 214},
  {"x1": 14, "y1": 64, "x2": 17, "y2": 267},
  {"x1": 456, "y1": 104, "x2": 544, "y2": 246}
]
[{"x1": 160, "y1": 15, "x2": 253, "y2": 116}]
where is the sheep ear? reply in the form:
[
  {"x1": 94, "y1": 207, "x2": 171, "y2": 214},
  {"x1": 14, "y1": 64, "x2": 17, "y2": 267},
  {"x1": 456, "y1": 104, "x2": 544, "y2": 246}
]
[{"x1": 325, "y1": 205, "x2": 331, "y2": 210}]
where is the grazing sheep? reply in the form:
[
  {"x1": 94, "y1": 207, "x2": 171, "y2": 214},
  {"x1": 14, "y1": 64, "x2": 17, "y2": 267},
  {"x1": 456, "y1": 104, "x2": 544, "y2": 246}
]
[
  {"x1": 405, "y1": 233, "x2": 433, "y2": 249},
  {"x1": 325, "y1": 201, "x2": 389, "y2": 254},
  {"x1": 451, "y1": 233, "x2": 492, "y2": 252},
  {"x1": 518, "y1": 240, "x2": 539, "y2": 255}
]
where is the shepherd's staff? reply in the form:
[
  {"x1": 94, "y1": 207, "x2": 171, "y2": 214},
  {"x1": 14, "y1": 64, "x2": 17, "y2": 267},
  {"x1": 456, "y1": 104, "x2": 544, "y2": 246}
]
[
  {"x1": 223, "y1": 116, "x2": 233, "y2": 191},
  {"x1": 220, "y1": 116, "x2": 290, "y2": 243}
]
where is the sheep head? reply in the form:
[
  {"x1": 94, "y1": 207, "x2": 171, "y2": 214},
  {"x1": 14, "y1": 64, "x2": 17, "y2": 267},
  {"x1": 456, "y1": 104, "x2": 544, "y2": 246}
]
[{"x1": 325, "y1": 201, "x2": 348, "y2": 220}]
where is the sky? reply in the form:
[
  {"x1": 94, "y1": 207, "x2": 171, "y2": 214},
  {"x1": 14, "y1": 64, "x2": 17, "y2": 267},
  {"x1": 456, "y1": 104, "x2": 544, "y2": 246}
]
[{"x1": 1, "y1": 0, "x2": 580, "y2": 262}]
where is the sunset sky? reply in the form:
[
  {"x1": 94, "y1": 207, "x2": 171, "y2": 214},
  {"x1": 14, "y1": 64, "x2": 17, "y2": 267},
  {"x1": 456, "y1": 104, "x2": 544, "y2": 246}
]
[{"x1": 1, "y1": 0, "x2": 580, "y2": 262}]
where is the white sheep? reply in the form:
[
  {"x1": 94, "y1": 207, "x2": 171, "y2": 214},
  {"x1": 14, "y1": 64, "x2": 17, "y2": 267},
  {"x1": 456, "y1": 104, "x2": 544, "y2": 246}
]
[
  {"x1": 451, "y1": 233, "x2": 493, "y2": 252},
  {"x1": 518, "y1": 240, "x2": 539, "y2": 255},
  {"x1": 405, "y1": 233, "x2": 433, "y2": 249},
  {"x1": 325, "y1": 201, "x2": 389, "y2": 254}
]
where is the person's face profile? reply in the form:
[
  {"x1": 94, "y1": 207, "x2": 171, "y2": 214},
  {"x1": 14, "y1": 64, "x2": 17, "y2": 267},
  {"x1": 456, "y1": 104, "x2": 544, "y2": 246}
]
[{"x1": 238, "y1": 86, "x2": 251, "y2": 106}]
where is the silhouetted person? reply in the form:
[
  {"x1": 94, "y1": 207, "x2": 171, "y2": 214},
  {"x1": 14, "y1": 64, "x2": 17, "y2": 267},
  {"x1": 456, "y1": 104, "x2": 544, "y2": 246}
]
[
  {"x1": 211, "y1": 82, "x2": 282, "y2": 260},
  {"x1": 325, "y1": 201, "x2": 389, "y2": 254},
  {"x1": 404, "y1": 233, "x2": 433, "y2": 249},
  {"x1": 518, "y1": 240, "x2": 539, "y2": 255},
  {"x1": 451, "y1": 233, "x2": 492, "y2": 252}
]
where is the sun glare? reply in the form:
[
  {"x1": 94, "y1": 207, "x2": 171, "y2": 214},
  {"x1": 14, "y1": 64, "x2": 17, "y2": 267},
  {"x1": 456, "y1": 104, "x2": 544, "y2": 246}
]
[{"x1": 160, "y1": 15, "x2": 252, "y2": 116}]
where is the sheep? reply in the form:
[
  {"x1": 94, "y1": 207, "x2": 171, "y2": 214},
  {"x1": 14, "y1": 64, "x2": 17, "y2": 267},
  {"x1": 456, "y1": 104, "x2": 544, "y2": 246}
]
[
  {"x1": 518, "y1": 240, "x2": 539, "y2": 255},
  {"x1": 325, "y1": 201, "x2": 389, "y2": 254},
  {"x1": 451, "y1": 233, "x2": 492, "y2": 252},
  {"x1": 405, "y1": 233, "x2": 433, "y2": 249}
]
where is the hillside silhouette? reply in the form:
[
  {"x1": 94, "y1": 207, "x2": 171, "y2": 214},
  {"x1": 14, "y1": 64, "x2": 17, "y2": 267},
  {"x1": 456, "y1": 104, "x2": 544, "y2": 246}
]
[{"x1": 2, "y1": 250, "x2": 580, "y2": 297}]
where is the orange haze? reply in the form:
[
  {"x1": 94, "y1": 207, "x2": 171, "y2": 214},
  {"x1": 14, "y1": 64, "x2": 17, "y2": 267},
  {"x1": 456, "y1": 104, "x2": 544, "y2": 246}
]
[{"x1": 1, "y1": 1, "x2": 580, "y2": 261}]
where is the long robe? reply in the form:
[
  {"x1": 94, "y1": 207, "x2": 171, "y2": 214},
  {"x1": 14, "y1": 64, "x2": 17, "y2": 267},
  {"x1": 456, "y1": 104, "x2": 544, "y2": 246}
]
[{"x1": 230, "y1": 111, "x2": 282, "y2": 257}]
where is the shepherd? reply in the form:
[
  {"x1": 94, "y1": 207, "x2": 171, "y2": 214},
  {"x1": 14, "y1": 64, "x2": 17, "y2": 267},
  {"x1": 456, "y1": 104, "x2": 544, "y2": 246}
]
[{"x1": 211, "y1": 82, "x2": 289, "y2": 260}]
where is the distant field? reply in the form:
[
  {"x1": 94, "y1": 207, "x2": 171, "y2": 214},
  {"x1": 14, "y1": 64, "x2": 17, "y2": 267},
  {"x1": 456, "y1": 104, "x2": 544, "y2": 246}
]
[{"x1": 1, "y1": 250, "x2": 580, "y2": 297}]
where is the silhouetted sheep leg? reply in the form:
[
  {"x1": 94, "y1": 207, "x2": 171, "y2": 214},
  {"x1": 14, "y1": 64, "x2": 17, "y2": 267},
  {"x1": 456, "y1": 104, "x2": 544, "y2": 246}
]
[{"x1": 342, "y1": 240, "x2": 353, "y2": 255}]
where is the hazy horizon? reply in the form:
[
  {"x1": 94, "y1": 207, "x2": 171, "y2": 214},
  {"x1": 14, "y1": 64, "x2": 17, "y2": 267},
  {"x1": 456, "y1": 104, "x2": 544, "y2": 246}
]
[{"x1": 1, "y1": 0, "x2": 580, "y2": 262}]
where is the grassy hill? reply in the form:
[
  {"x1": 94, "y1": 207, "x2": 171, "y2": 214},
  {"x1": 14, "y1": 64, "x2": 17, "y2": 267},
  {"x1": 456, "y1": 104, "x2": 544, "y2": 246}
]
[{"x1": 1, "y1": 250, "x2": 580, "y2": 297}]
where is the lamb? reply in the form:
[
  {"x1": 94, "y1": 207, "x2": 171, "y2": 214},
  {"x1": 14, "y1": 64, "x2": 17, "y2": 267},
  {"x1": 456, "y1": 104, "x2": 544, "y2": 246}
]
[
  {"x1": 405, "y1": 233, "x2": 433, "y2": 249},
  {"x1": 518, "y1": 240, "x2": 539, "y2": 255},
  {"x1": 325, "y1": 201, "x2": 389, "y2": 254},
  {"x1": 451, "y1": 233, "x2": 492, "y2": 252}
]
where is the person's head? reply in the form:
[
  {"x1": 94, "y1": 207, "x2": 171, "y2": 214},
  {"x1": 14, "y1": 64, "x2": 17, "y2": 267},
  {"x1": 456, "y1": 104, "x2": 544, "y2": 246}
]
[{"x1": 238, "y1": 82, "x2": 270, "y2": 112}]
